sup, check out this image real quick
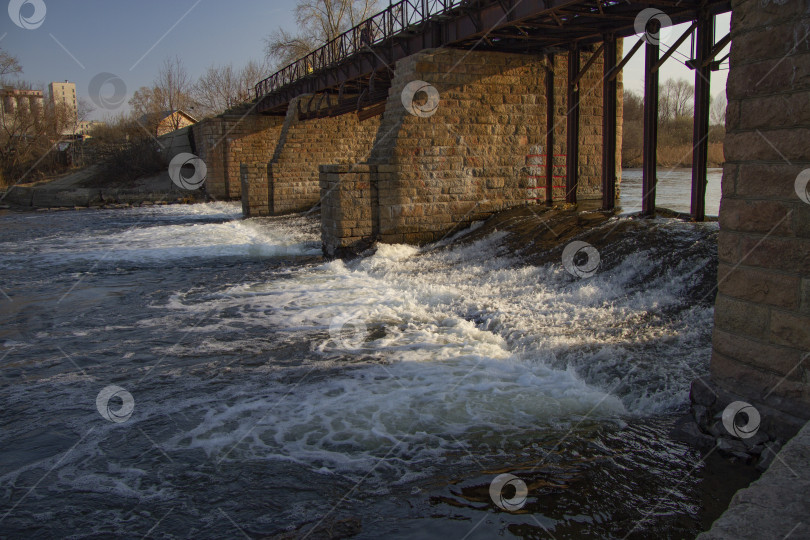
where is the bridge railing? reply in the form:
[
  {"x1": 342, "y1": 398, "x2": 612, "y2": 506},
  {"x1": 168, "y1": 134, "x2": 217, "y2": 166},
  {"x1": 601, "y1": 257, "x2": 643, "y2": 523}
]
[{"x1": 255, "y1": 0, "x2": 470, "y2": 100}]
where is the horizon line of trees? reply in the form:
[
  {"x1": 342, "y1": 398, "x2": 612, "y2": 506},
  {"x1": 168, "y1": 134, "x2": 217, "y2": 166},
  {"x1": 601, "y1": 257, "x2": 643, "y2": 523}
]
[{"x1": 622, "y1": 78, "x2": 728, "y2": 168}]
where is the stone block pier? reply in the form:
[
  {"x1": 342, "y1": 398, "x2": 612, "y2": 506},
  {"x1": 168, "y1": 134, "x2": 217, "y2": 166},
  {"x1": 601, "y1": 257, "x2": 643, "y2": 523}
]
[
  {"x1": 192, "y1": 46, "x2": 619, "y2": 254},
  {"x1": 686, "y1": 0, "x2": 810, "y2": 447}
]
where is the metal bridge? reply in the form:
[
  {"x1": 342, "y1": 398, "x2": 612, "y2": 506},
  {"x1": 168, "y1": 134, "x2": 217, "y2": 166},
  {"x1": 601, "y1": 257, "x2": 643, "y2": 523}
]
[{"x1": 254, "y1": 0, "x2": 733, "y2": 220}]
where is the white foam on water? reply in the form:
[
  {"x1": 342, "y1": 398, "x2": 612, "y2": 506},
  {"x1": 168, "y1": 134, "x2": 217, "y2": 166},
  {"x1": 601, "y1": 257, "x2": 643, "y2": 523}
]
[
  {"x1": 17, "y1": 205, "x2": 320, "y2": 264},
  {"x1": 129, "y1": 201, "x2": 243, "y2": 220},
  {"x1": 169, "y1": 357, "x2": 624, "y2": 479},
  {"x1": 158, "y1": 218, "x2": 715, "y2": 475}
]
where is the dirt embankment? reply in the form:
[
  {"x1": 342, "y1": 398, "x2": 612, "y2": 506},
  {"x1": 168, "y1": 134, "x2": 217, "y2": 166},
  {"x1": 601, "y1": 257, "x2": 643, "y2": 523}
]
[{"x1": 1, "y1": 167, "x2": 207, "y2": 210}]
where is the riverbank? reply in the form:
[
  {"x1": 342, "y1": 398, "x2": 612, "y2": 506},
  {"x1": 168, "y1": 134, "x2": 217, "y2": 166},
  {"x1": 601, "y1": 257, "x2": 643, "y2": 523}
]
[
  {"x1": 622, "y1": 142, "x2": 726, "y2": 169},
  {"x1": 0, "y1": 169, "x2": 207, "y2": 210}
]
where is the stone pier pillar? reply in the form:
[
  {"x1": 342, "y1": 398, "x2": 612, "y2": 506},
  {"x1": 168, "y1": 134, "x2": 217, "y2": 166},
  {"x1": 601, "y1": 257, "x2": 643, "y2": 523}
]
[
  {"x1": 240, "y1": 163, "x2": 270, "y2": 217},
  {"x1": 320, "y1": 164, "x2": 378, "y2": 257},
  {"x1": 320, "y1": 46, "x2": 622, "y2": 254},
  {"x1": 697, "y1": 0, "x2": 810, "y2": 440}
]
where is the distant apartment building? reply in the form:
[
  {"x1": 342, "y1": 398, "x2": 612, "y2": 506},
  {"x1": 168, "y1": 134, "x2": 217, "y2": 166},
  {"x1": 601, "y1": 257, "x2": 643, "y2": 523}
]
[
  {"x1": 1, "y1": 82, "x2": 98, "y2": 139},
  {"x1": 0, "y1": 87, "x2": 44, "y2": 116},
  {"x1": 48, "y1": 81, "x2": 77, "y2": 120}
]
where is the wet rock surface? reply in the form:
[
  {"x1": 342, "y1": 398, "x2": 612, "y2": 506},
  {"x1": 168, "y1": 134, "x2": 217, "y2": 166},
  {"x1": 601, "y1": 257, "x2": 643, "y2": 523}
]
[
  {"x1": 675, "y1": 378, "x2": 807, "y2": 470},
  {"x1": 697, "y1": 421, "x2": 810, "y2": 540}
]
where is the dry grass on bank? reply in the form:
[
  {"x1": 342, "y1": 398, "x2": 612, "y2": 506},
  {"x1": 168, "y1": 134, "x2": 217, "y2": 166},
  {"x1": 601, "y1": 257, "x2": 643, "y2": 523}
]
[{"x1": 623, "y1": 142, "x2": 725, "y2": 168}]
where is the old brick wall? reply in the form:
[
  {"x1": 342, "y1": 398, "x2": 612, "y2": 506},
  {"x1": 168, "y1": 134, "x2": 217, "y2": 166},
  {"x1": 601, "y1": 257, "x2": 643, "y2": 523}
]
[
  {"x1": 360, "y1": 47, "x2": 621, "y2": 245},
  {"x1": 268, "y1": 95, "x2": 382, "y2": 214},
  {"x1": 191, "y1": 114, "x2": 283, "y2": 201},
  {"x1": 709, "y1": 0, "x2": 810, "y2": 428}
]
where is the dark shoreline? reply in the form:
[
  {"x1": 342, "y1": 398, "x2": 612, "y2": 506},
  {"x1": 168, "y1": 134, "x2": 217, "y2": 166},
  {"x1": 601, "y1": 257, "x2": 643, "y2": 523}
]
[{"x1": 0, "y1": 184, "x2": 209, "y2": 210}]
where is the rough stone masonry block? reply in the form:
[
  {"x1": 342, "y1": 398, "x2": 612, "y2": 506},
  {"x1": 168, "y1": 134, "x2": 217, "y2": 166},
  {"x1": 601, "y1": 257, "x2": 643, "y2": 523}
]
[
  {"x1": 713, "y1": 293, "x2": 771, "y2": 340},
  {"x1": 708, "y1": 0, "x2": 810, "y2": 431},
  {"x1": 769, "y1": 310, "x2": 810, "y2": 350},
  {"x1": 718, "y1": 198, "x2": 795, "y2": 236},
  {"x1": 713, "y1": 328, "x2": 805, "y2": 378},
  {"x1": 724, "y1": 129, "x2": 810, "y2": 163},
  {"x1": 737, "y1": 235, "x2": 810, "y2": 274},
  {"x1": 802, "y1": 278, "x2": 810, "y2": 315},
  {"x1": 737, "y1": 93, "x2": 810, "y2": 131},
  {"x1": 717, "y1": 262, "x2": 800, "y2": 309},
  {"x1": 362, "y1": 46, "x2": 619, "y2": 243},
  {"x1": 734, "y1": 163, "x2": 805, "y2": 200},
  {"x1": 270, "y1": 96, "x2": 382, "y2": 215},
  {"x1": 240, "y1": 162, "x2": 269, "y2": 217},
  {"x1": 319, "y1": 164, "x2": 376, "y2": 257},
  {"x1": 192, "y1": 114, "x2": 283, "y2": 204}
]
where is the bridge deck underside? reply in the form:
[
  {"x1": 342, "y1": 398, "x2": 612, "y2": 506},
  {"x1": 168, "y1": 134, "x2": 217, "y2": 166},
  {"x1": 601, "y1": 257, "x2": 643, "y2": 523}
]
[{"x1": 256, "y1": 0, "x2": 731, "y2": 115}]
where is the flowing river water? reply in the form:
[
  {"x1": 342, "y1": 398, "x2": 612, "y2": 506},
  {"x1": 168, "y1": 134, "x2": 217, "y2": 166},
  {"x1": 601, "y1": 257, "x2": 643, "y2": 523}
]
[{"x1": 0, "y1": 196, "x2": 756, "y2": 539}]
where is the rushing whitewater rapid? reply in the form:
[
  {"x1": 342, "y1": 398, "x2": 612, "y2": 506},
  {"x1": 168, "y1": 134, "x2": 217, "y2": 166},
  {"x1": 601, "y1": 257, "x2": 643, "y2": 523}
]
[{"x1": 0, "y1": 202, "x2": 753, "y2": 538}]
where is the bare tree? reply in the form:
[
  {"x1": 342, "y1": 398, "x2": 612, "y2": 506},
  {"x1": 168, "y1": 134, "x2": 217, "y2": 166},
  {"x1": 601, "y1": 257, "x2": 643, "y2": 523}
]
[
  {"x1": 710, "y1": 92, "x2": 727, "y2": 126},
  {"x1": 0, "y1": 90, "x2": 72, "y2": 186},
  {"x1": 240, "y1": 60, "x2": 267, "y2": 97},
  {"x1": 155, "y1": 56, "x2": 193, "y2": 130},
  {"x1": 129, "y1": 86, "x2": 164, "y2": 134},
  {"x1": 128, "y1": 57, "x2": 194, "y2": 134},
  {"x1": 128, "y1": 86, "x2": 158, "y2": 117},
  {"x1": 659, "y1": 78, "x2": 694, "y2": 120},
  {"x1": 191, "y1": 60, "x2": 268, "y2": 116},
  {"x1": 65, "y1": 97, "x2": 95, "y2": 135},
  {"x1": 623, "y1": 89, "x2": 643, "y2": 122},
  {"x1": 0, "y1": 48, "x2": 22, "y2": 81},
  {"x1": 265, "y1": 0, "x2": 380, "y2": 68}
]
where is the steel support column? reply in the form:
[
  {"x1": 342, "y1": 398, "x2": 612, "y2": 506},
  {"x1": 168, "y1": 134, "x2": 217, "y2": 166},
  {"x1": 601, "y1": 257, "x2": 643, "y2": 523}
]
[
  {"x1": 566, "y1": 46, "x2": 580, "y2": 205},
  {"x1": 546, "y1": 54, "x2": 555, "y2": 206},
  {"x1": 642, "y1": 36, "x2": 660, "y2": 217},
  {"x1": 602, "y1": 35, "x2": 618, "y2": 211},
  {"x1": 691, "y1": 15, "x2": 714, "y2": 221}
]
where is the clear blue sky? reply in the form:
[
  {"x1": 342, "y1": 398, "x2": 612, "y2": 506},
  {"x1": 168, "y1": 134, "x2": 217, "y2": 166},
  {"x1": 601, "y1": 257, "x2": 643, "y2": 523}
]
[{"x1": 1, "y1": 1, "x2": 730, "y2": 121}]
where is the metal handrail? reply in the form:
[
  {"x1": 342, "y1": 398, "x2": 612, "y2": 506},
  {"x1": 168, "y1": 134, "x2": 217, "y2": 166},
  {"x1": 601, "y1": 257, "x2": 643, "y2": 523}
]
[{"x1": 255, "y1": 0, "x2": 472, "y2": 100}]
